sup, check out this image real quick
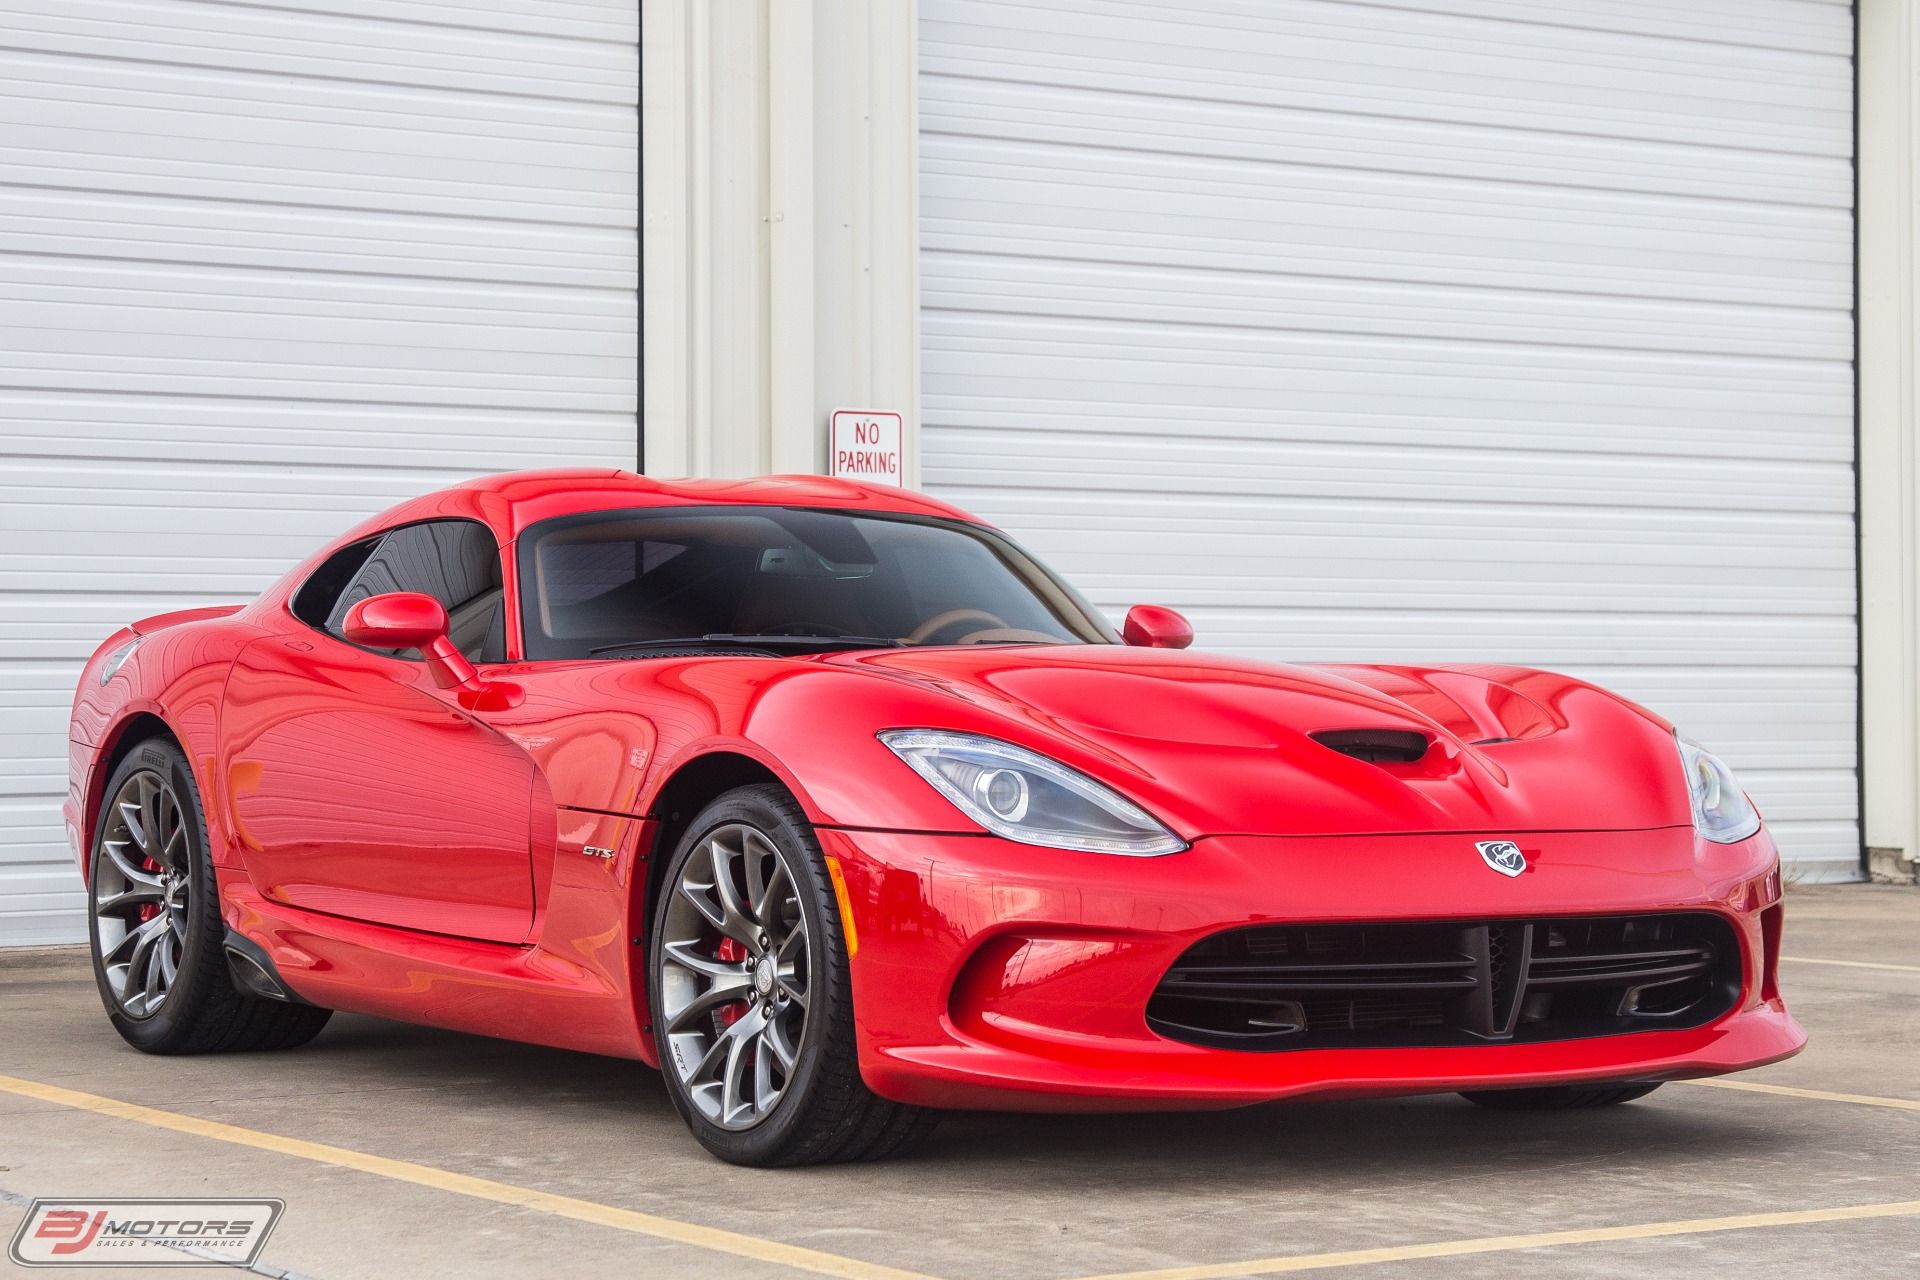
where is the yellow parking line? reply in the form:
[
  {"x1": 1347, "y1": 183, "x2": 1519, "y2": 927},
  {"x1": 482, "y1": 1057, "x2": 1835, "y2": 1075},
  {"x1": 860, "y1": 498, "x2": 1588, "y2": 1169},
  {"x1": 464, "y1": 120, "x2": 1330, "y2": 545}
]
[
  {"x1": 11, "y1": 1066, "x2": 1916, "y2": 1280},
  {"x1": 1675, "y1": 1078, "x2": 1920, "y2": 1112},
  {"x1": 1069, "y1": 1200, "x2": 1920, "y2": 1280},
  {"x1": 1782, "y1": 954, "x2": 1920, "y2": 973},
  {"x1": 0, "y1": 1073, "x2": 936, "y2": 1280}
]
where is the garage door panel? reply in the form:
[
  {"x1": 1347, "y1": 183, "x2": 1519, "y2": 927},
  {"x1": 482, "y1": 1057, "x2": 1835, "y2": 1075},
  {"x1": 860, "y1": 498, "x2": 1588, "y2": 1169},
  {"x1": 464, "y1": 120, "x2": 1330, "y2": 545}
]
[
  {"x1": 1, "y1": 52, "x2": 633, "y2": 162},
  {"x1": 923, "y1": 377, "x2": 1849, "y2": 438},
  {"x1": 923, "y1": 321, "x2": 1851, "y2": 413},
  {"x1": 923, "y1": 0, "x2": 1856, "y2": 877},
  {"x1": 1346, "y1": 0, "x2": 1850, "y2": 56},
  {"x1": 0, "y1": 59, "x2": 632, "y2": 226},
  {"x1": 0, "y1": 100, "x2": 630, "y2": 184},
  {"x1": 0, "y1": 1, "x2": 636, "y2": 944},
  {"x1": 1111, "y1": 574, "x2": 1850, "y2": 616},
  {"x1": 925, "y1": 167, "x2": 1851, "y2": 310},
  {"x1": 0, "y1": 461, "x2": 515, "y2": 597},
  {"x1": 925, "y1": 254, "x2": 1853, "y2": 362},
  {"x1": 0, "y1": 0, "x2": 636, "y2": 105},
  {"x1": 1, "y1": 668, "x2": 83, "y2": 799},
  {"x1": 0, "y1": 359, "x2": 631, "y2": 415},
  {"x1": 955, "y1": 493, "x2": 1854, "y2": 578},
  {"x1": 925, "y1": 1, "x2": 1850, "y2": 152},
  {"x1": 1006, "y1": 518, "x2": 1858, "y2": 579},
  {"x1": 234, "y1": 0, "x2": 636, "y2": 45},
  {"x1": 1577, "y1": 666, "x2": 1858, "y2": 753},
  {"x1": 1730, "y1": 769, "x2": 1858, "y2": 822},
  {"x1": 921, "y1": 76, "x2": 1848, "y2": 208},
  {"x1": 941, "y1": 0, "x2": 1849, "y2": 97},
  {"x1": 1172, "y1": 612, "x2": 1849, "y2": 669},
  {"x1": 0, "y1": 189, "x2": 633, "y2": 290},
  {"x1": 1745, "y1": 824, "x2": 1856, "y2": 882},
  {"x1": 0, "y1": 861, "x2": 85, "y2": 948},
  {"x1": 929, "y1": 432, "x2": 1853, "y2": 515},
  {"x1": 926, "y1": 170, "x2": 1849, "y2": 312},
  {"x1": 0, "y1": 281, "x2": 636, "y2": 406},
  {"x1": 0, "y1": 393, "x2": 632, "y2": 473},
  {"x1": 927, "y1": 397, "x2": 1845, "y2": 464},
  {"x1": 923, "y1": 136, "x2": 1855, "y2": 245}
]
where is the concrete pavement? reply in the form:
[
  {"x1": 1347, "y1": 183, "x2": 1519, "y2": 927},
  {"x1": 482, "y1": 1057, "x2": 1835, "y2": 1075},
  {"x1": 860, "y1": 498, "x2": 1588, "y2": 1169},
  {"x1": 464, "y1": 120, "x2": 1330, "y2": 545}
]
[{"x1": 1, "y1": 884, "x2": 1915, "y2": 1279}]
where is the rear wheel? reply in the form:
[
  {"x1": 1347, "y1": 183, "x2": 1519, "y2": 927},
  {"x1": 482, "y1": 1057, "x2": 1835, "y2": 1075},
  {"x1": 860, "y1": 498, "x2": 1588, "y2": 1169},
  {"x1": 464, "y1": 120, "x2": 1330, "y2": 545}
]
[
  {"x1": 649, "y1": 783, "x2": 938, "y2": 1166},
  {"x1": 1460, "y1": 1082, "x2": 1663, "y2": 1111},
  {"x1": 88, "y1": 736, "x2": 331, "y2": 1055}
]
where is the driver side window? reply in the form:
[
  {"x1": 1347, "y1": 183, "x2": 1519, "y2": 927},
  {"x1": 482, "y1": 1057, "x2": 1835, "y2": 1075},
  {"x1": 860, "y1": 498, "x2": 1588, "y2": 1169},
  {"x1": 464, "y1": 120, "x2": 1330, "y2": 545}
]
[{"x1": 310, "y1": 520, "x2": 506, "y2": 662}]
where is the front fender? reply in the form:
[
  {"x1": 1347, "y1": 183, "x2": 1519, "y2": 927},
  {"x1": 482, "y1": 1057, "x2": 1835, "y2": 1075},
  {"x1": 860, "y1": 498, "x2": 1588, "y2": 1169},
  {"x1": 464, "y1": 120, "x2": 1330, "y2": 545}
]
[
  {"x1": 738, "y1": 666, "x2": 1048, "y2": 833},
  {"x1": 69, "y1": 615, "x2": 271, "y2": 881}
]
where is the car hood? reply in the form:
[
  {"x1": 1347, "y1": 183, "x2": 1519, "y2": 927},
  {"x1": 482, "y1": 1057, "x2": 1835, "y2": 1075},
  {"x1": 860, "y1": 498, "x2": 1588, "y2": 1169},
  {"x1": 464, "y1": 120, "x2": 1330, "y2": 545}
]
[{"x1": 826, "y1": 645, "x2": 1694, "y2": 838}]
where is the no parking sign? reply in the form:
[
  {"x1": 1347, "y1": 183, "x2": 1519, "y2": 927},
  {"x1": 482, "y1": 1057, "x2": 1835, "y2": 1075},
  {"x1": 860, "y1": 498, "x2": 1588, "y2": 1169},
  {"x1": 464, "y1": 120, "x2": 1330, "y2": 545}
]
[{"x1": 828, "y1": 410, "x2": 903, "y2": 485}]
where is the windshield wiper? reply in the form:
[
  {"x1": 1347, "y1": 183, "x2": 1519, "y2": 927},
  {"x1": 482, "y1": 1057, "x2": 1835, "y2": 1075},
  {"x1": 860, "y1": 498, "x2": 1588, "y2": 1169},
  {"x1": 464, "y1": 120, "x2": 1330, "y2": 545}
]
[{"x1": 589, "y1": 634, "x2": 905, "y2": 657}]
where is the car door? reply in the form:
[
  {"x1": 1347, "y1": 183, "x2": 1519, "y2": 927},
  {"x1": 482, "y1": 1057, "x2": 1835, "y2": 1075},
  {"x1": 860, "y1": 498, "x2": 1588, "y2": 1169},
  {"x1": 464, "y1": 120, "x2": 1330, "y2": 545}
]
[{"x1": 221, "y1": 519, "x2": 535, "y2": 943}]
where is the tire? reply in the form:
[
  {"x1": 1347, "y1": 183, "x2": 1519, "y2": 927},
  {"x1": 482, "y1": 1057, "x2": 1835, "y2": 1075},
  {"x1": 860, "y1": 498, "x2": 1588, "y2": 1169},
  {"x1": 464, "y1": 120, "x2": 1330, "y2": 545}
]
[
  {"x1": 648, "y1": 783, "x2": 938, "y2": 1166},
  {"x1": 88, "y1": 735, "x2": 332, "y2": 1055},
  {"x1": 1460, "y1": 1082, "x2": 1664, "y2": 1111}
]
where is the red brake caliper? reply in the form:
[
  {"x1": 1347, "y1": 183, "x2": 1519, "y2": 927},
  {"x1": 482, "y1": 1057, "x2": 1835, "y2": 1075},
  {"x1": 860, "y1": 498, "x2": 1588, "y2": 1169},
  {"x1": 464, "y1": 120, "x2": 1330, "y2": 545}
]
[
  {"x1": 714, "y1": 937, "x2": 749, "y2": 1028},
  {"x1": 136, "y1": 854, "x2": 165, "y2": 923}
]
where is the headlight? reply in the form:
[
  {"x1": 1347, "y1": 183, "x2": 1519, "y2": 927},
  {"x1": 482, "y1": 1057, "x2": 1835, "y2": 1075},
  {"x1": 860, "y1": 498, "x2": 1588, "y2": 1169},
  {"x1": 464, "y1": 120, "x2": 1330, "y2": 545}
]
[
  {"x1": 99, "y1": 637, "x2": 142, "y2": 686},
  {"x1": 878, "y1": 729, "x2": 1187, "y2": 856},
  {"x1": 1676, "y1": 733, "x2": 1761, "y2": 844}
]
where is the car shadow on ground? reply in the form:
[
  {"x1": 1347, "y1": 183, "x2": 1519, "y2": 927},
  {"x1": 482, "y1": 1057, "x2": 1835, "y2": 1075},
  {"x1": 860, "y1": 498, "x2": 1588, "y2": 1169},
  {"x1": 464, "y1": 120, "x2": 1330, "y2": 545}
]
[{"x1": 290, "y1": 1012, "x2": 1792, "y2": 1198}]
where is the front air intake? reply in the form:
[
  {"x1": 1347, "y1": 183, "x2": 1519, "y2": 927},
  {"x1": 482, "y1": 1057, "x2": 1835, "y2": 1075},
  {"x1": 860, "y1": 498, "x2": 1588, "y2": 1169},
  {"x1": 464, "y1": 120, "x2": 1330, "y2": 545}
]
[{"x1": 1146, "y1": 912, "x2": 1742, "y2": 1052}]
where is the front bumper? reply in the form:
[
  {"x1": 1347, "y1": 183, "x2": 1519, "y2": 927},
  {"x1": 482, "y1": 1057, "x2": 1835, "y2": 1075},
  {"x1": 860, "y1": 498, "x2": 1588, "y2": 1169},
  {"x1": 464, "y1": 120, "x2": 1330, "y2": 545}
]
[{"x1": 819, "y1": 825, "x2": 1802, "y2": 1112}]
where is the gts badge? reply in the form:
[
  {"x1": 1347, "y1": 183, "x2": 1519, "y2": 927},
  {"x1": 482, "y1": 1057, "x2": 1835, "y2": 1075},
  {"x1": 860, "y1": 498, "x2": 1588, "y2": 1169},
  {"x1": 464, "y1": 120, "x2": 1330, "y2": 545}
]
[
  {"x1": 1476, "y1": 840, "x2": 1526, "y2": 878},
  {"x1": 582, "y1": 845, "x2": 616, "y2": 860}
]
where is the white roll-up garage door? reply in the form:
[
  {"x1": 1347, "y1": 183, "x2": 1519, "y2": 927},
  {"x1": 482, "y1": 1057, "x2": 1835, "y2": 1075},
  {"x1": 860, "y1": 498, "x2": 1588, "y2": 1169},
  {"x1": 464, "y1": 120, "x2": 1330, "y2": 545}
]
[
  {"x1": 0, "y1": 0, "x2": 637, "y2": 944},
  {"x1": 920, "y1": 0, "x2": 1857, "y2": 879}
]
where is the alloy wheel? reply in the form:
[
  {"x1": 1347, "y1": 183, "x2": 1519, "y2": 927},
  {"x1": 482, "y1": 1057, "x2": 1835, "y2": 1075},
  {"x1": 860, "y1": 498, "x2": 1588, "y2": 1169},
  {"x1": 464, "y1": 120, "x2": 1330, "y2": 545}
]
[
  {"x1": 659, "y1": 823, "x2": 811, "y2": 1130},
  {"x1": 93, "y1": 769, "x2": 191, "y2": 1018}
]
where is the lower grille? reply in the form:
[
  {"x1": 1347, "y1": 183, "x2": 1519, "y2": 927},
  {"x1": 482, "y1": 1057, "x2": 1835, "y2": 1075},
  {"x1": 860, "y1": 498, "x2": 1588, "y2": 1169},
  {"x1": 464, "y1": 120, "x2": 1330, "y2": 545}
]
[{"x1": 1146, "y1": 913, "x2": 1742, "y2": 1051}]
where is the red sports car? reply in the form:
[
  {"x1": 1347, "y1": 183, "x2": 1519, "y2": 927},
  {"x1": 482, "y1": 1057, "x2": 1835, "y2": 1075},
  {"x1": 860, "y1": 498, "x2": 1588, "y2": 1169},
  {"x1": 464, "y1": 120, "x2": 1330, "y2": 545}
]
[{"x1": 65, "y1": 469, "x2": 1803, "y2": 1165}]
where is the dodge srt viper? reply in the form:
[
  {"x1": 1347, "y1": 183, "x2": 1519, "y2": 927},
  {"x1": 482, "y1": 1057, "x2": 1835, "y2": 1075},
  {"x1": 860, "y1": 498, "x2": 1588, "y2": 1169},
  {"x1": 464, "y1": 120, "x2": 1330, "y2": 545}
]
[{"x1": 65, "y1": 469, "x2": 1803, "y2": 1165}]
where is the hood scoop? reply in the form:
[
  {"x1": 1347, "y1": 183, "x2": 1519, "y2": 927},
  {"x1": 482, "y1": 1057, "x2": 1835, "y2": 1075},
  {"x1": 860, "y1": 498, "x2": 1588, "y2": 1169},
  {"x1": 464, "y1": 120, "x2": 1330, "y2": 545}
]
[{"x1": 1310, "y1": 729, "x2": 1431, "y2": 765}]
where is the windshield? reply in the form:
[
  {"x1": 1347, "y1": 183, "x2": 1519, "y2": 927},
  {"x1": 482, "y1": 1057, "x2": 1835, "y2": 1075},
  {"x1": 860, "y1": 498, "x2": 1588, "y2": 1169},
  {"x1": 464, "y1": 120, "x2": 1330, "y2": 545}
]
[{"x1": 516, "y1": 506, "x2": 1117, "y2": 659}]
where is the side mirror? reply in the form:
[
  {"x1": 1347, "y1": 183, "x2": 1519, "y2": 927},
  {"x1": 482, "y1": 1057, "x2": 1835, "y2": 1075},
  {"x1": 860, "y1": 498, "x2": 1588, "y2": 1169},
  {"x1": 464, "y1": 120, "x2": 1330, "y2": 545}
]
[
  {"x1": 342, "y1": 592, "x2": 478, "y2": 690},
  {"x1": 1123, "y1": 604, "x2": 1194, "y2": 650}
]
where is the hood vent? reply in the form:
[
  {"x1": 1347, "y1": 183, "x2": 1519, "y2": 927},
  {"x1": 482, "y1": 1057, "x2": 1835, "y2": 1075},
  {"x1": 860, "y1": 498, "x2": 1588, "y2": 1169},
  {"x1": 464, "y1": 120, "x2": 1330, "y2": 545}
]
[{"x1": 1310, "y1": 729, "x2": 1430, "y2": 764}]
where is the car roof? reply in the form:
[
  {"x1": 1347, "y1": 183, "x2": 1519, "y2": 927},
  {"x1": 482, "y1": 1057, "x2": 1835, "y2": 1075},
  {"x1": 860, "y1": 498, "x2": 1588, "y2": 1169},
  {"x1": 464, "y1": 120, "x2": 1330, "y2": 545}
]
[{"x1": 337, "y1": 469, "x2": 986, "y2": 545}]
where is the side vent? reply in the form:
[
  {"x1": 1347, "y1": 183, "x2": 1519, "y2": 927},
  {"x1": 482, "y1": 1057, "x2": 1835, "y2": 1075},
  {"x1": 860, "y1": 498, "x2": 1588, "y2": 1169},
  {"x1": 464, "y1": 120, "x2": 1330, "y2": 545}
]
[{"x1": 1310, "y1": 729, "x2": 1429, "y2": 764}]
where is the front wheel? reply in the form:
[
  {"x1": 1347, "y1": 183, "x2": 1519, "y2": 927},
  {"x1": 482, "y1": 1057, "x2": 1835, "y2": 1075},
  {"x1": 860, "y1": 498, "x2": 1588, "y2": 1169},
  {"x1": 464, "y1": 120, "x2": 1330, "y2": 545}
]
[
  {"x1": 1460, "y1": 1082, "x2": 1663, "y2": 1111},
  {"x1": 649, "y1": 784, "x2": 937, "y2": 1166},
  {"x1": 88, "y1": 736, "x2": 331, "y2": 1055}
]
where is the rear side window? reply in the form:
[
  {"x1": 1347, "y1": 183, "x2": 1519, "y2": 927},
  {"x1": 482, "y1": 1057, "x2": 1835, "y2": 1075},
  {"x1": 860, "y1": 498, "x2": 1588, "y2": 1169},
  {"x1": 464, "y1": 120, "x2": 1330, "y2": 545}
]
[{"x1": 305, "y1": 520, "x2": 506, "y2": 662}]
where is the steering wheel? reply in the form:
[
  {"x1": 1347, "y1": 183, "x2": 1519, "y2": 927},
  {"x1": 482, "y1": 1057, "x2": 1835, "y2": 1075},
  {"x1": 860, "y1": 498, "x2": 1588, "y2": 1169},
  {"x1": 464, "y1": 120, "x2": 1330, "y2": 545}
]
[{"x1": 907, "y1": 609, "x2": 1009, "y2": 645}]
